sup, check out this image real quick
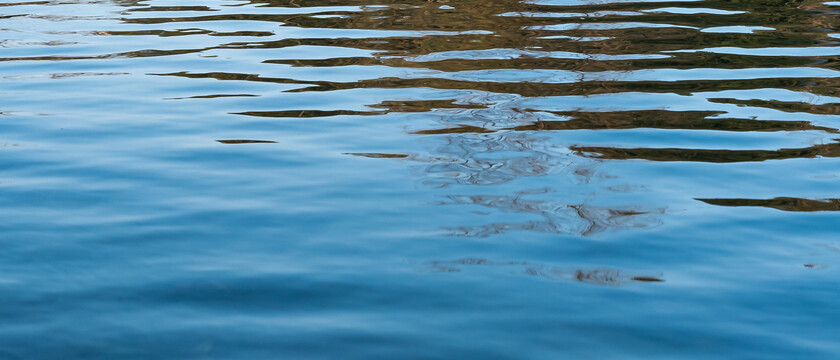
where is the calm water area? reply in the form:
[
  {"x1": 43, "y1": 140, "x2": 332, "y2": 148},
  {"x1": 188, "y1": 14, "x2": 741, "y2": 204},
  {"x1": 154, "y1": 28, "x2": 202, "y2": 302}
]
[{"x1": 1, "y1": 0, "x2": 840, "y2": 358}]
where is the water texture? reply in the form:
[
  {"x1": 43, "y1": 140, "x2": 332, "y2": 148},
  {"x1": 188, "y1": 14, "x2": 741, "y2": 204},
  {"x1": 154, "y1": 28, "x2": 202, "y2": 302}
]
[{"x1": 1, "y1": 0, "x2": 839, "y2": 358}]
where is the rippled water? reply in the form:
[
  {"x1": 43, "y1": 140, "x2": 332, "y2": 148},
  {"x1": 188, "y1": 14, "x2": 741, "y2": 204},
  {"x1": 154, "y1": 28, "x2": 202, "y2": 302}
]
[{"x1": 2, "y1": 0, "x2": 840, "y2": 358}]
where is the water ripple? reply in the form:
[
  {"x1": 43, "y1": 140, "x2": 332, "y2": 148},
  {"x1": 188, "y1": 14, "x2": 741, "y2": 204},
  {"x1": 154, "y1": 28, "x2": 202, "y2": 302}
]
[{"x1": 2, "y1": 0, "x2": 840, "y2": 358}]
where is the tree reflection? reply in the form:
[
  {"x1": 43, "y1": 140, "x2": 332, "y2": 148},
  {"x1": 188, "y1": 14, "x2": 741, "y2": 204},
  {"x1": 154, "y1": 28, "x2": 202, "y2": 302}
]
[{"x1": 101, "y1": 0, "x2": 840, "y2": 237}]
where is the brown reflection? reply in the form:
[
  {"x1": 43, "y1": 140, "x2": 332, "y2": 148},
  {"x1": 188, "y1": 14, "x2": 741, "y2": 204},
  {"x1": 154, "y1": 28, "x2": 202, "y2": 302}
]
[
  {"x1": 413, "y1": 125, "x2": 494, "y2": 135},
  {"x1": 267, "y1": 53, "x2": 823, "y2": 73},
  {"x1": 0, "y1": 1, "x2": 48, "y2": 6},
  {"x1": 440, "y1": 194, "x2": 663, "y2": 237},
  {"x1": 572, "y1": 141, "x2": 840, "y2": 163},
  {"x1": 155, "y1": 70, "x2": 840, "y2": 100},
  {"x1": 216, "y1": 139, "x2": 277, "y2": 144},
  {"x1": 0, "y1": 48, "x2": 209, "y2": 62},
  {"x1": 234, "y1": 110, "x2": 384, "y2": 118},
  {"x1": 346, "y1": 152, "x2": 409, "y2": 159},
  {"x1": 97, "y1": 29, "x2": 275, "y2": 37},
  {"x1": 166, "y1": 94, "x2": 259, "y2": 100},
  {"x1": 264, "y1": 57, "x2": 383, "y2": 67},
  {"x1": 413, "y1": 110, "x2": 837, "y2": 134},
  {"x1": 48, "y1": 72, "x2": 128, "y2": 79},
  {"x1": 369, "y1": 99, "x2": 486, "y2": 112},
  {"x1": 127, "y1": 6, "x2": 217, "y2": 12},
  {"x1": 520, "y1": 110, "x2": 837, "y2": 133},
  {"x1": 698, "y1": 197, "x2": 840, "y2": 211},
  {"x1": 287, "y1": 77, "x2": 840, "y2": 99},
  {"x1": 428, "y1": 258, "x2": 664, "y2": 286},
  {"x1": 708, "y1": 98, "x2": 840, "y2": 116},
  {"x1": 233, "y1": 100, "x2": 485, "y2": 118}
]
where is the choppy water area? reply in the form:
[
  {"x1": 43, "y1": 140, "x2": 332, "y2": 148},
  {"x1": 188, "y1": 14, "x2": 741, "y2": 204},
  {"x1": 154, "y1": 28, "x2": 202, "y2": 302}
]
[{"x1": 2, "y1": 0, "x2": 840, "y2": 358}]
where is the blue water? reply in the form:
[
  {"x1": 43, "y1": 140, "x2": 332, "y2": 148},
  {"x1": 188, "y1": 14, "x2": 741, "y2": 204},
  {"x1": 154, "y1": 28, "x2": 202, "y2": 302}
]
[{"x1": 1, "y1": 0, "x2": 839, "y2": 358}]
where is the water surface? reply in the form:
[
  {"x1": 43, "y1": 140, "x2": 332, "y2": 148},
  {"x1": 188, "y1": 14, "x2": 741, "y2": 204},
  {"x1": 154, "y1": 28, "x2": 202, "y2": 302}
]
[{"x1": 1, "y1": 0, "x2": 839, "y2": 358}]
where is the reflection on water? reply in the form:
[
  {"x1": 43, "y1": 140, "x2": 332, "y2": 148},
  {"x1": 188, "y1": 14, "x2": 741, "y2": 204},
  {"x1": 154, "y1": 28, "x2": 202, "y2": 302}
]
[
  {"x1": 698, "y1": 197, "x2": 840, "y2": 212},
  {"x1": 480, "y1": 110, "x2": 835, "y2": 133},
  {"x1": 440, "y1": 193, "x2": 664, "y2": 236},
  {"x1": 573, "y1": 142, "x2": 840, "y2": 162},
  {"x1": 216, "y1": 139, "x2": 277, "y2": 144},
  {"x1": 428, "y1": 258, "x2": 664, "y2": 286},
  {"x1": 3, "y1": 0, "x2": 840, "y2": 358}
]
